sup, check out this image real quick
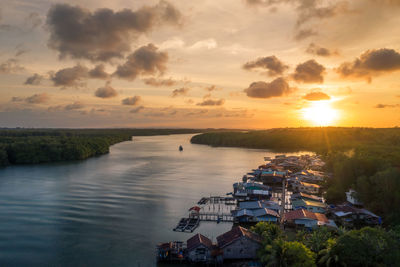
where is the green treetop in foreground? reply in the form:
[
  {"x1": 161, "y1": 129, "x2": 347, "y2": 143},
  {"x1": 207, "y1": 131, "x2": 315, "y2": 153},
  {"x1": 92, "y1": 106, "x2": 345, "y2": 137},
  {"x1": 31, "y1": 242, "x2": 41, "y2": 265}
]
[{"x1": 251, "y1": 222, "x2": 400, "y2": 267}]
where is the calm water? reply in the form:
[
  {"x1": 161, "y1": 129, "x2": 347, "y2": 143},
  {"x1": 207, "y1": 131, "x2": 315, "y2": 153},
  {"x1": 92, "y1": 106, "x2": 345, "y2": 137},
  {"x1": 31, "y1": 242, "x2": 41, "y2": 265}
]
[{"x1": 0, "y1": 134, "x2": 297, "y2": 266}]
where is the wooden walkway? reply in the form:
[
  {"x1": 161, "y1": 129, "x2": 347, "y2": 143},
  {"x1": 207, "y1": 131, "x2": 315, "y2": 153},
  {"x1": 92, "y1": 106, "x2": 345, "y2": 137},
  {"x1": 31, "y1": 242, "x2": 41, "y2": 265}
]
[{"x1": 198, "y1": 212, "x2": 234, "y2": 222}]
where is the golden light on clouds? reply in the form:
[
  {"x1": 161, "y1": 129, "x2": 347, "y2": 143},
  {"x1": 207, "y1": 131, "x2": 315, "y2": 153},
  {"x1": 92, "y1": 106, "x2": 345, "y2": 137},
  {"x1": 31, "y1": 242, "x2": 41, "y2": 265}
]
[
  {"x1": 301, "y1": 101, "x2": 339, "y2": 126},
  {"x1": 0, "y1": 0, "x2": 400, "y2": 128}
]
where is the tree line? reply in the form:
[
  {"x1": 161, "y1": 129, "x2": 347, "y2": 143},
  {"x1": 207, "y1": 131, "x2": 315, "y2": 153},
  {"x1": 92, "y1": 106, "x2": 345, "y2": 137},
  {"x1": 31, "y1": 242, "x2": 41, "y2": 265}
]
[{"x1": 0, "y1": 128, "x2": 205, "y2": 167}]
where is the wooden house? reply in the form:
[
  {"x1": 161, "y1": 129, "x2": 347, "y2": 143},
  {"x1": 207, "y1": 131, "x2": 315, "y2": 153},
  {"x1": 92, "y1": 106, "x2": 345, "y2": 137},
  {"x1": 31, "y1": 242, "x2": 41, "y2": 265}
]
[
  {"x1": 216, "y1": 226, "x2": 262, "y2": 260},
  {"x1": 186, "y1": 234, "x2": 213, "y2": 263}
]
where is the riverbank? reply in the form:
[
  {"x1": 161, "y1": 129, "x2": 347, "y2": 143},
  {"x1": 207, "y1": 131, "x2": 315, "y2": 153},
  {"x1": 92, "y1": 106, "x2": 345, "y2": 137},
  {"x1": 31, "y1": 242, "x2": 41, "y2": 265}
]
[{"x1": 0, "y1": 128, "x2": 217, "y2": 167}]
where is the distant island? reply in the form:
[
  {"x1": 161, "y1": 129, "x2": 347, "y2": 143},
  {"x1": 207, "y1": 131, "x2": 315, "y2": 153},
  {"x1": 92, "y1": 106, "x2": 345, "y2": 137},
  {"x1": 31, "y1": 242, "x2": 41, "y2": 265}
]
[
  {"x1": 0, "y1": 128, "x2": 222, "y2": 167},
  {"x1": 191, "y1": 127, "x2": 400, "y2": 226}
]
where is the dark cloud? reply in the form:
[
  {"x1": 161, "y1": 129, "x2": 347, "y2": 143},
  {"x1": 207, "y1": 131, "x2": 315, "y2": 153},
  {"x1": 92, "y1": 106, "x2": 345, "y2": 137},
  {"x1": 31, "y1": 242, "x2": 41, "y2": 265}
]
[
  {"x1": 130, "y1": 106, "x2": 145, "y2": 113},
  {"x1": 143, "y1": 77, "x2": 176, "y2": 86},
  {"x1": 244, "y1": 77, "x2": 293, "y2": 98},
  {"x1": 48, "y1": 101, "x2": 85, "y2": 112},
  {"x1": 171, "y1": 87, "x2": 189, "y2": 97},
  {"x1": 293, "y1": 59, "x2": 325, "y2": 83},
  {"x1": 245, "y1": 1, "x2": 348, "y2": 40},
  {"x1": 303, "y1": 91, "x2": 331, "y2": 101},
  {"x1": 46, "y1": 1, "x2": 181, "y2": 61},
  {"x1": 114, "y1": 43, "x2": 168, "y2": 80},
  {"x1": 89, "y1": 64, "x2": 110, "y2": 80},
  {"x1": 24, "y1": 73, "x2": 44, "y2": 85},
  {"x1": 295, "y1": 0, "x2": 349, "y2": 27},
  {"x1": 25, "y1": 93, "x2": 50, "y2": 104},
  {"x1": 243, "y1": 55, "x2": 289, "y2": 76},
  {"x1": 95, "y1": 83, "x2": 118, "y2": 98},
  {"x1": 374, "y1": 103, "x2": 400, "y2": 108},
  {"x1": 64, "y1": 101, "x2": 84, "y2": 110},
  {"x1": 294, "y1": 28, "x2": 318, "y2": 41},
  {"x1": 122, "y1": 96, "x2": 141, "y2": 105},
  {"x1": 204, "y1": 85, "x2": 222, "y2": 91},
  {"x1": 0, "y1": 58, "x2": 24, "y2": 74},
  {"x1": 306, "y1": 43, "x2": 337, "y2": 57},
  {"x1": 51, "y1": 64, "x2": 88, "y2": 87},
  {"x1": 337, "y1": 48, "x2": 400, "y2": 82},
  {"x1": 245, "y1": 0, "x2": 349, "y2": 26},
  {"x1": 196, "y1": 97, "x2": 225, "y2": 106},
  {"x1": 15, "y1": 44, "x2": 29, "y2": 57},
  {"x1": 11, "y1": 96, "x2": 24, "y2": 102},
  {"x1": 12, "y1": 93, "x2": 49, "y2": 104}
]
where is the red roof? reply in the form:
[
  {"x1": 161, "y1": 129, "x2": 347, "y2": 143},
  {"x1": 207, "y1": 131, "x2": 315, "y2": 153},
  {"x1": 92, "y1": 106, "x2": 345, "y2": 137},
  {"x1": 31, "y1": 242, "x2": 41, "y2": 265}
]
[
  {"x1": 187, "y1": 234, "x2": 213, "y2": 251},
  {"x1": 216, "y1": 226, "x2": 262, "y2": 248},
  {"x1": 283, "y1": 209, "x2": 328, "y2": 223},
  {"x1": 189, "y1": 206, "x2": 201, "y2": 212}
]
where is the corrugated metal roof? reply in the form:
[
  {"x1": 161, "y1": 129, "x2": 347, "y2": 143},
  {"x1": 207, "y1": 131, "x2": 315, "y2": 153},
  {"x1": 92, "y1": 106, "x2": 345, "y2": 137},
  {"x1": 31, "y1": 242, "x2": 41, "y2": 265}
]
[
  {"x1": 283, "y1": 209, "x2": 328, "y2": 223},
  {"x1": 217, "y1": 226, "x2": 262, "y2": 248},
  {"x1": 187, "y1": 233, "x2": 213, "y2": 251}
]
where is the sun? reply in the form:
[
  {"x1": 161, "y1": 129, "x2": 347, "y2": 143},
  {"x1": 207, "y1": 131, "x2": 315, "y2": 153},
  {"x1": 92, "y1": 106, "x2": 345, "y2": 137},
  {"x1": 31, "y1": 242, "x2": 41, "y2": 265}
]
[{"x1": 301, "y1": 101, "x2": 339, "y2": 126}]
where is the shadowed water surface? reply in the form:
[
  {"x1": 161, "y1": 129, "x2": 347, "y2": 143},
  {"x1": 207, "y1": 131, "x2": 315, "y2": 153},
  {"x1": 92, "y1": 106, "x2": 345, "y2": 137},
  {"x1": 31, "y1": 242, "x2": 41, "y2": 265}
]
[{"x1": 0, "y1": 134, "x2": 301, "y2": 266}]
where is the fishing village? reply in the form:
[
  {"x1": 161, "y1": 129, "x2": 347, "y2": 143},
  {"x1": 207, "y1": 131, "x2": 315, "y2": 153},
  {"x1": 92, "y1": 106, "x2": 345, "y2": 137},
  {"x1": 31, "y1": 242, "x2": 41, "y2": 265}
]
[{"x1": 156, "y1": 154, "x2": 382, "y2": 265}]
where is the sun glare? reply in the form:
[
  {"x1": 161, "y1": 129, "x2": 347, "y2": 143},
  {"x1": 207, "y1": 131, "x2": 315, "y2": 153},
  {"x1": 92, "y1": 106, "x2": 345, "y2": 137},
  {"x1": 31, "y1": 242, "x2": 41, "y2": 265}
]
[{"x1": 302, "y1": 101, "x2": 339, "y2": 126}]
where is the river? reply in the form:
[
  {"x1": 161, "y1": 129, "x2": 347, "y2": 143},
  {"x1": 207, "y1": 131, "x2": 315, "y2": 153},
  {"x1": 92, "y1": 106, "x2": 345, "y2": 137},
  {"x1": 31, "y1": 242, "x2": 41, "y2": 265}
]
[{"x1": 0, "y1": 134, "x2": 303, "y2": 266}]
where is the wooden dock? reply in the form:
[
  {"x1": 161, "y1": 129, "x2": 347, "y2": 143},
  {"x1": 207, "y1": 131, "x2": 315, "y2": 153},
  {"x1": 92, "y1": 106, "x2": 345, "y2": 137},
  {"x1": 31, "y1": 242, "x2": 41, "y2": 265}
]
[{"x1": 198, "y1": 212, "x2": 234, "y2": 222}]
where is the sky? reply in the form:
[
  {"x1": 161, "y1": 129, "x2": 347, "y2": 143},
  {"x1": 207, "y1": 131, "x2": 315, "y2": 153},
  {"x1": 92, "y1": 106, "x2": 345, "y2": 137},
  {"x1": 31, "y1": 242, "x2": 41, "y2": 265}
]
[{"x1": 0, "y1": 0, "x2": 400, "y2": 129}]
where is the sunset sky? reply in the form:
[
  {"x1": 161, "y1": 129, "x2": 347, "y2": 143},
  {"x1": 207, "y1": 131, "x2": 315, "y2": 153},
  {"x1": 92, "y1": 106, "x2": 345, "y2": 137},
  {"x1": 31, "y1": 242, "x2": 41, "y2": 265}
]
[{"x1": 1, "y1": 0, "x2": 400, "y2": 128}]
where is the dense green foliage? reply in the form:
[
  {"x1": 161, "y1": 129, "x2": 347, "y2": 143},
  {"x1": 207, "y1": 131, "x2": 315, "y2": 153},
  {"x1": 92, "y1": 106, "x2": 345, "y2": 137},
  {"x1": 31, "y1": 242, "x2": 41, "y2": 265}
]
[
  {"x1": 191, "y1": 127, "x2": 400, "y2": 154},
  {"x1": 0, "y1": 128, "x2": 205, "y2": 167},
  {"x1": 191, "y1": 128, "x2": 400, "y2": 225},
  {"x1": 252, "y1": 222, "x2": 400, "y2": 267}
]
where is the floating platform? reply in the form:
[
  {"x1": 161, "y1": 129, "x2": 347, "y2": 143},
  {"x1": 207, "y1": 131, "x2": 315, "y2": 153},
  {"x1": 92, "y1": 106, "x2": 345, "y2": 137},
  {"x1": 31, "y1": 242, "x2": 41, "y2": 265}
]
[{"x1": 173, "y1": 217, "x2": 200, "y2": 232}]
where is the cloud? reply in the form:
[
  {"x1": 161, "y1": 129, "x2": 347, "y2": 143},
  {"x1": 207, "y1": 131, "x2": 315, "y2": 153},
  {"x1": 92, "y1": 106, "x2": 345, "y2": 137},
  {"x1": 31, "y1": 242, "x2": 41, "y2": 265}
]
[
  {"x1": 303, "y1": 91, "x2": 331, "y2": 101},
  {"x1": 293, "y1": 59, "x2": 325, "y2": 83},
  {"x1": 24, "y1": 73, "x2": 44, "y2": 85},
  {"x1": 25, "y1": 12, "x2": 42, "y2": 29},
  {"x1": 15, "y1": 44, "x2": 29, "y2": 57},
  {"x1": 143, "y1": 77, "x2": 176, "y2": 86},
  {"x1": 196, "y1": 98, "x2": 225, "y2": 106},
  {"x1": 306, "y1": 43, "x2": 337, "y2": 57},
  {"x1": 51, "y1": 64, "x2": 88, "y2": 87},
  {"x1": 88, "y1": 64, "x2": 110, "y2": 80},
  {"x1": 337, "y1": 48, "x2": 400, "y2": 82},
  {"x1": 12, "y1": 93, "x2": 49, "y2": 104},
  {"x1": 204, "y1": 85, "x2": 222, "y2": 91},
  {"x1": 189, "y1": 38, "x2": 217, "y2": 50},
  {"x1": 47, "y1": 101, "x2": 85, "y2": 112},
  {"x1": 243, "y1": 55, "x2": 289, "y2": 76},
  {"x1": 64, "y1": 101, "x2": 84, "y2": 110},
  {"x1": 374, "y1": 103, "x2": 400, "y2": 108},
  {"x1": 294, "y1": 28, "x2": 318, "y2": 41},
  {"x1": 122, "y1": 96, "x2": 141, "y2": 105},
  {"x1": 25, "y1": 93, "x2": 50, "y2": 104},
  {"x1": 244, "y1": 77, "x2": 293, "y2": 98},
  {"x1": 94, "y1": 83, "x2": 118, "y2": 98},
  {"x1": 245, "y1": 0, "x2": 349, "y2": 26},
  {"x1": 114, "y1": 43, "x2": 168, "y2": 80},
  {"x1": 46, "y1": 1, "x2": 181, "y2": 61},
  {"x1": 0, "y1": 58, "x2": 24, "y2": 74},
  {"x1": 130, "y1": 106, "x2": 145, "y2": 113},
  {"x1": 171, "y1": 87, "x2": 189, "y2": 97}
]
